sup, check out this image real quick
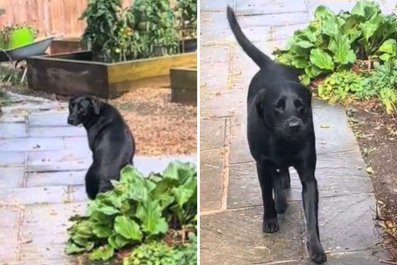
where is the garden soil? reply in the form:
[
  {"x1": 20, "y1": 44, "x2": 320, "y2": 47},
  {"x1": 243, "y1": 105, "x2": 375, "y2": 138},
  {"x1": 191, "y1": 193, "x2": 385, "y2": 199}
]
[{"x1": 349, "y1": 101, "x2": 397, "y2": 260}]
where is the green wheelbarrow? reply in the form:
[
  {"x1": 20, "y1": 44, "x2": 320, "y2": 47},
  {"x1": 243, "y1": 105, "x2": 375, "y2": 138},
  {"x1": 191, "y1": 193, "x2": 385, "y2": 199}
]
[{"x1": 0, "y1": 36, "x2": 54, "y2": 82}]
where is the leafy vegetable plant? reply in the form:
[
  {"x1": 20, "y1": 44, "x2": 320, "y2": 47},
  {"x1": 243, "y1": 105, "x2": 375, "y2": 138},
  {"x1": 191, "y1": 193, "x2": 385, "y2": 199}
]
[
  {"x1": 365, "y1": 60, "x2": 397, "y2": 113},
  {"x1": 65, "y1": 161, "x2": 197, "y2": 262},
  {"x1": 317, "y1": 70, "x2": 368, "y2": 104},
  {"x1": 123, "y1": 236, "x2": 197, "y2": 265},
  {"x1": 274, "y1": 0, "x2": 397, "y2": 84}
]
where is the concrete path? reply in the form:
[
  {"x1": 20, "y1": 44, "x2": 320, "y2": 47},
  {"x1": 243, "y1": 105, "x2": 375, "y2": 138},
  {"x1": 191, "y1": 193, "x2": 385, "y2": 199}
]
[
  {"x1": 200, "y1": 0, "x2": 396, "y2": 264},
  {"x1": 0, "y1": 95, "x2": 195, "y2": 265}
]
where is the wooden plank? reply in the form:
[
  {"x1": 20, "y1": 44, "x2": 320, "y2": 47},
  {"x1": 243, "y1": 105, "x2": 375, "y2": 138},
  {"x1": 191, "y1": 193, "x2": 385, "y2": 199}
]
[
  {"x1": 27, "y1": 56, "x2": 109, "y2": 98},
  {"x1": 107, "y1": 52, "x2": 197, "y2": 84}
]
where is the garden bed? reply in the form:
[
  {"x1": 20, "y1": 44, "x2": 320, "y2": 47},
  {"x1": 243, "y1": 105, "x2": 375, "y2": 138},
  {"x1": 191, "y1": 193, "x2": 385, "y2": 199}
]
[
  {"x1": 26, "y1": 51, "x2": 197, "y2": 99},
  {"x1": 50, "y1": 37, "x2": 83, "y2": 54},
  {"x1": 347, "y1": 102, "x2": 397, "y2": 260}
]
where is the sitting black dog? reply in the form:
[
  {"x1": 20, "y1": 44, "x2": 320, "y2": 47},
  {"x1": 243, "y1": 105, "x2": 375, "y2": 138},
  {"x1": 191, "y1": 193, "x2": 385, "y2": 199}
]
[
  {"x1": 67, "y1": 95, "x2": 135, "y2": 200},
  {"x1": 227, "y1": 7, "x2": 326, "y2": 264}
]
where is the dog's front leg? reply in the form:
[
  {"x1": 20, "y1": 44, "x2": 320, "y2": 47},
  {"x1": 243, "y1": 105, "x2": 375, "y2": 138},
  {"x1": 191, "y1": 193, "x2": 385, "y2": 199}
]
[
  {"x1": 256, "y1": 162, "x2": 278, "y2": 233},
  {"x1": 295, "y1": 164, "x2": 326, "y2": 264}
]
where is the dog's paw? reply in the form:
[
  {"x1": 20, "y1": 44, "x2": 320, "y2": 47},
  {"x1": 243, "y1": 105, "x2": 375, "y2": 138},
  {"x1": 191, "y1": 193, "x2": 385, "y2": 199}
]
[
  {"x1": 262, "y1": 218, "x2": 279, "y2": 233},
  {"x1": 307, "y1": 242, "x2": 327, "y2": 264},
  {"x1": 275, "y1": 199, "x2": 288, "y2": 214}
]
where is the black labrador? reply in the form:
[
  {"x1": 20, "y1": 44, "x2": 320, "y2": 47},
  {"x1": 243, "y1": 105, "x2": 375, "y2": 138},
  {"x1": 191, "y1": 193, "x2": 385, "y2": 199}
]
[
  {"x1": 67, "y1": 95, "x2": 135, "y2": 200},
  {"x1": 227, "y1": 7, "x2": 326, "y2": 264}
]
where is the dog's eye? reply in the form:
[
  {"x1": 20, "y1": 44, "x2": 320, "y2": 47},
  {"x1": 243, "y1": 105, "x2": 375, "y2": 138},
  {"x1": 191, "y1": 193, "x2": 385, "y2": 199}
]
[
  {"x1": 273, "y1": 100, "x2": 285, "y2": 110},
  {"x1": 294, "y1": 100, "x2": 304, "y2": 111}
]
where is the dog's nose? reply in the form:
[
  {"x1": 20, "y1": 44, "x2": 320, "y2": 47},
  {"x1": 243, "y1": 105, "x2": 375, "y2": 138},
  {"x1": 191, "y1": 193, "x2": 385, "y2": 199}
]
[
  {"x1": 67, "y1": 116, "x2": 74, "y2": 125},
  {"x1": 288, "y1": 120, "x2": 301, "y2": 130}
]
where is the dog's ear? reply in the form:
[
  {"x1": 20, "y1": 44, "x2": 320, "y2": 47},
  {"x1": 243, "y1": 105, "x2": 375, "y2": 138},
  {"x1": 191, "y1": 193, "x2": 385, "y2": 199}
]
[
  {"x1": 254, "y1": 89, "x2": 274, "y2": 131},
  {"x1": 253, "y1": 89, "x2": 266, "y2": 120},
  {"x1": 89, "y1": 97, "x2": 102, "y2": 115}
]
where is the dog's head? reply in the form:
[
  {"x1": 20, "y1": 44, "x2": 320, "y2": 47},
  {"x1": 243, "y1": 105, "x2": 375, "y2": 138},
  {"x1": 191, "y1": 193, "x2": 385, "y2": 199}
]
[
  {"x1": 254, "y1": 82, "x2": 312, "y2": 140},
  {"x1": 67, "y1": 95, "x2": 102, "y2": 126}
]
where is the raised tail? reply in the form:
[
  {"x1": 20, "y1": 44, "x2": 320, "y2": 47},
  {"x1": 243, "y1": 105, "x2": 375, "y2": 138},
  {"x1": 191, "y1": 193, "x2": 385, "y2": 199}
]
[{"x1": 226, "y1": 6, "x2": 272, "y2": 68}]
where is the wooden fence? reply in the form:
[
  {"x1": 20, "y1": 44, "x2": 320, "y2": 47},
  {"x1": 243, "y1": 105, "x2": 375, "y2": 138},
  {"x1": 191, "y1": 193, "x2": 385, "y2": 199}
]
[{"x1": 0, "y1": 0, "x2": 133, "y2": 38}]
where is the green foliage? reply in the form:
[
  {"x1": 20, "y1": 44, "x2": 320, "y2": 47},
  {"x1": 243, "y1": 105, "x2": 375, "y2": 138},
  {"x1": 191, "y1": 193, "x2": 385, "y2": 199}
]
[
  {"x1": 317, "y1": 70, "x2": 369, "y2": 104},
  {"x1": 274, "y1": 0, "x2": 397, "y2": 84},
  {"x1": 176, "y1": 0, "x2": 197, "y2": 37},
  {"x1": 123, "y1": 236, "x2": 197, "y2": 265},
  {"x1": 318, "y1": 61, "x2": 397, "y2": 114},
  {"x1": 80, "y1": 0, "x2": 180, "y2": 62},
  {"x1": 65, "y1": 161, "x2": 197, "y2": 262},
  {"x1": 365, "y1": 61, "x2": 397, "y2": 113},
  {"x1": 130, "y1": 0, "x2": 179, "y2": 58}
]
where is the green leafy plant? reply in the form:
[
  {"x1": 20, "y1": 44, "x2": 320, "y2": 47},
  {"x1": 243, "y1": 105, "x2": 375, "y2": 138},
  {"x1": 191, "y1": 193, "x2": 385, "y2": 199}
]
[
  {"x1": 365, "y1": 60, "x2": 397, "y2": 113},
  {"x1": 130, "y1": 0, "x2": 179, "y2": 57},
  {"x1": 317, "y1": 70, "x2": 369, "y2": 104},
  {"x1": 80, "y1": 0, "x2": 132, "y2": 62},
  {"x1": 274, "y1": 0, "x2": 397, "y2": 84},
  {"x1": 80, "y1": 0, "x2": 179, "y2": 61},
  {"x1": 122, "y1": 237, "x2": 197, "y2": 265},
  {"x1": 65, "y1": 161, "x2": 197, "y2": 262},
  {"x1": 176, "y1": 0, "x2": 197, "y2": 38}
]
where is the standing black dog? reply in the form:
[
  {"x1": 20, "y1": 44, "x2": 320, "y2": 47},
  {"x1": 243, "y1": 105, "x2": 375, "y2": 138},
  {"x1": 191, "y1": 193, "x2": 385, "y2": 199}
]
[
  {"x1": 227, "y1": 7, "x2": 326, "y2": 264},
  {"x1": 67, "y1": 95, "x2": 135, "y2": 200}
]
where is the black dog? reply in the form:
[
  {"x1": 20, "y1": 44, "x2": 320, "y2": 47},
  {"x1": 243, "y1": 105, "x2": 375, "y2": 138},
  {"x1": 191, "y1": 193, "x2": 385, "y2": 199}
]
[
  {"x1": 67, "y1": 95, "x2": 135, "y2": 200},
  {"x1": 227, "y1": 7, "x2": 326, "y2": 264}
]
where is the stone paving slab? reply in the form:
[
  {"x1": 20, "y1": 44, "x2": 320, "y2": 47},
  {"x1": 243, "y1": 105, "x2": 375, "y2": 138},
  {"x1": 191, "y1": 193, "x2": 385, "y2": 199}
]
[
  {"x1": 237, "y1": 12, "x2": 310, "y2": 27},
  {"x1": 28, "y1": 113, "x2": 69, "y2": 127},
  {"x1": 0, "y1": 167, "x2": 25, "y2": 194},
  {"x1": 200, "y1": 119, "x2": 226, "y2": 150},
  {"x1": 200, "y1": 149, "x2": 225, "y2": 212},
  {"x1": 19, "y1": 203, "x2": 86, "y2": 265},
  {"x1": 0, "y1": 186, "x2": 70, "y2": 205},
  {"x1": 0, "y1": 151, "x2": 26, "y2": 167},
  {"x1": 0, "y1": 138, "x2": 65, "y2": 152},
  {"x1": 27, "y1": 171, "x2": 86, "y2": 187},
  {"x1": 201, "y1": 204, "x2": 304, "y2": 264},
  {"x1": 0, "y1": 123, "x2": 28, "y2": 138},
  {"x1": 27, "y1": 149, "x2": 92, "y2": 172},
  {"x1": 0, "y1": 207, "x2": 20, "y2": 263},
  {"x1": 29, "y1": 126, "x2": 86, "y2": 138},
  {"x1": 235, "y1": 0, "x2": 308, "y2": 15}
]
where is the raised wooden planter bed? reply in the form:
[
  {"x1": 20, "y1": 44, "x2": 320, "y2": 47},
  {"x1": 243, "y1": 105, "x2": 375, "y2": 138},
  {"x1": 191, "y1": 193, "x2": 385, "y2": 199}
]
[
  {"x1": 170, "y1": 66, "x2": 197, "y2": 105},
  {"x1": 26, "y1": 51, "x2": 197, "y2": 99},
  {"x1": 50, "y1": 37, "x2": 83, "y2": 54}
]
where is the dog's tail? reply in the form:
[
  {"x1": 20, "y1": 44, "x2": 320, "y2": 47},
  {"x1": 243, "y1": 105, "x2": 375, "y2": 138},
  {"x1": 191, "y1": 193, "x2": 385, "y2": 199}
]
[{"x1": 226, "y1": 6, "x2": 271, "y2": 69}]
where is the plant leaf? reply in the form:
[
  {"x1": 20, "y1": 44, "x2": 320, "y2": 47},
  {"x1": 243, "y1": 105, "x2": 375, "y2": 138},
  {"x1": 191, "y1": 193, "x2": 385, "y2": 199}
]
[
  {"x1": 114, "y1": 216, "x2": 143, "y2": 241},
  {"x1": 65, "y1": 241, "x2": 87, "y2": 254},
  {"x1": 378, "y1": 39, "x2": 397, "y2": 54},
  {"x1": 89, "y1": 245, "x2": 114, "y2": 261},
  {"x1": 309, "y1": 49, "x2": 334, "y2": 70},
  {"x1": 136, "y1": 200, "x2": 168, "y2": 236},
  {"x1": 108, "y1": 234, "x2": 130, "y2": 249},
  {"x1": 328, "y1": 35, "x2": 356, "y2": 64}
]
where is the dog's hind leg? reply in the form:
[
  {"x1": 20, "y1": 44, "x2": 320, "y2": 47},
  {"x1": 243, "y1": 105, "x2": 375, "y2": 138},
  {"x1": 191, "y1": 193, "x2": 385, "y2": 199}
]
[
  {"x1": 295, "y1": 164, "x2": 326, "y2": 264},
  {"x1": 280, "y1": 168, "x2": 291, "y2": 189},
  {"x1": 273, "y1": 170, "x2": 288, "y2": 214},
  {"x1": 256, "y1": 162, "x2": 279, "y2": 233},
  {"x1": 85, "y1": 165, "x2": 100, "y2": 200}
]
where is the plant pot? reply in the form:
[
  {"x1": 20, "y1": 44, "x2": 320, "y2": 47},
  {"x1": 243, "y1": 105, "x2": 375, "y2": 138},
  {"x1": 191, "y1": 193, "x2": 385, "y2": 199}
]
[{"x1": 8, "y1": 27, "x2": 35, "y2": 49}]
